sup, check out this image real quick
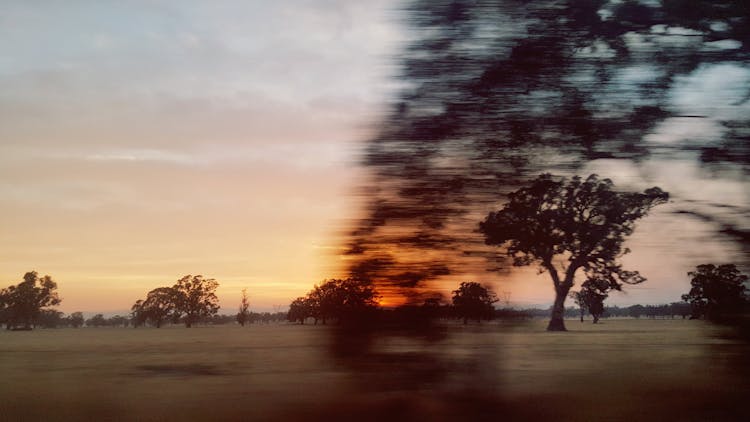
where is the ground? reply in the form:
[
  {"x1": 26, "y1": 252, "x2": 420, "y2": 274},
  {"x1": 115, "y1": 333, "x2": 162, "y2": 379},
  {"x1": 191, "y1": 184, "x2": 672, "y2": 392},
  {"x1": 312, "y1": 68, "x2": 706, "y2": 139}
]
[{"x1": 1, "y1": 319, "x2": 748, "y2": 421}]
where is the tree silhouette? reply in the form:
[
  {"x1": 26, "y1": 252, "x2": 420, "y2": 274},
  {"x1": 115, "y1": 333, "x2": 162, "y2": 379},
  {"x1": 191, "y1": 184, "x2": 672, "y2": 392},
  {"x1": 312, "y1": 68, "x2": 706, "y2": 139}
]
[
  {"x1": 682, "y1": 264, "x2": 748, "y2": 321},
  {"x1": 68, "y1": 311, "x2": 84, "y2": 328},
  {"x1": 237, "y1": 289, "x2": 251, "y2": 327},
  {"x1": 86, "y1": 313, "x2": 107, "y2": 327},
  {"x1": 344, "y1": 0, "x2": 750, "y2": 305},
  {"x1": 480, "y1": 174, "x2": 668, "y2": 331},
  {"x1": 287, "y1": 296, "x2": 314, "y2": 324},
  {"x1": 132, "y1": 287, "x2": 180, "y2": 328},
  {"x1": 36, "y1": 309, "x2": 65, "y2": 328},
  {"x1": 572, "y1": 278, "x2": 611, "y2": 324},
  {"x1": 292, "y1": 279, "x2": 379, "y2": 325},
  {"x1": 451, "y1": 282, "x2": 498, "y2": 324},
  {"x1": 569, "y1": 291, "x2": 587, "y2": 323},
  {"x1": 0, "y1": 271, "x2": 61, "y2": 330},
  {"x1": 172, "y1": 275, "x2": 220, "y2": 328}
]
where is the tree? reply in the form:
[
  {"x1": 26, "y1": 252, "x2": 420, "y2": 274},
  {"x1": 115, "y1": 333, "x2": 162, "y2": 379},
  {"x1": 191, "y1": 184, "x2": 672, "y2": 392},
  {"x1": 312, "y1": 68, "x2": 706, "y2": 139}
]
[
  {"x1": 682, "y1": 264, "x2": 748, "y2": 321},
  {"x1": 574, "y1": 278, "x2": 611, "y2": 324},
  {"x1": 133, "y1": 287, "x2": 180, "y2": 328},
  {"x1": 130, "y1": 300, "x2": 146, "y2": 327},
  {"x1": 287, "y1": 296, "x2": 314, "y2": 324},
  {"x1": 86, "y1": 313, "x2": 107, "y2": 327},
  {"x1": 451, "y1": 282, "x2": 498, "y2": 324},
  {"x1": 68, "y1": 311, "x2": 84, "y2": 328},
  {"x1": 480, "y1": 174, "x2": 668, "y2": 331},
  {"x1": 172, "y1": 275, "x2": 220, "y2": 328},
  {"x1": 36, "y1": 309, "x2": 65, "y2": 328},
  {"x1": 344, "y1": 0, "x2": 750, "y2": 307},
  {"x1": 298, "y1": 278, "x2": 379, "y2": 325},
  {"x1": 107, "y1": 315, "x2": 129, "y2": 327},
  {"x1": 0, "y1": 271, "x2": 61, "y2": 330},
  {"x1": 569, "y1": 291, "x2": 586, "y2": 323},
  {"x1": 237, "y1": 289, "x2": 250, "y2": 327}
]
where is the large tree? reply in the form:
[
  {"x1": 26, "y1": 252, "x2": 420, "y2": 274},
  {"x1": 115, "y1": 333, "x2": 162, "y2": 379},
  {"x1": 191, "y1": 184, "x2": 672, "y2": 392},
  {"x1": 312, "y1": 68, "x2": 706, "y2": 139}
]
[
  {"x1": 480, "y1": 173, "x2": 668, "y2": 331},
  {"x1": 344, "y1": 0, "x2": 750, "y2": 305},
  {"x1": 172, "y1": 275, "x2": 220, "y2": 328},
  {"x1": 297, "y1": 279, "x2": 379, "y2": 325},
  {"x1": 451, "y1": 281, "x2": 498, "y2": 324},
  {"x1": 0, "y1": 271, "x2": 61, "y2": 330},
  {"x1": 682, "y1": 264, "x2": 748, "y2": 321},
  {"x1": 132, "y1": 287, "x2": 180, "y2": 328}
]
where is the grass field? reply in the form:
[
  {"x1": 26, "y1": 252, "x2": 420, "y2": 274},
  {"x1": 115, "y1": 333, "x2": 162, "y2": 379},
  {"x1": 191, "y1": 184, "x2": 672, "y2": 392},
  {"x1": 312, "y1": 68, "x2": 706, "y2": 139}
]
[{"x1": 1, "y1": 319, "x2": 748, "y2": 421}]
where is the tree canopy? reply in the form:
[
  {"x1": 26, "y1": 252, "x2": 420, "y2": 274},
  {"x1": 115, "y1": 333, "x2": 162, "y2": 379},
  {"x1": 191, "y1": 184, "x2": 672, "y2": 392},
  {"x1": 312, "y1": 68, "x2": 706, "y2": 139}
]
[
  {"x1": 288, "y1": 279, "x2": 379, "y2": 325},
  {"x1": 480, "y1": 173, "x2": 668, "y2": 330},
  {"x1": 130, "y1": 275, "x2": 220, "y2": 328},
  {"x1": 682, "y1": 264, "x2": 748, "y2": 321},
  {"x1": 343, "y1": 0, "x2": 750, "y2": 305},
  {"x1": 172, "y1": 275, "x2": 220, "y2": 328},
  {"x1": 451, "y1": 282, "x2": 498, "y2": 324},
  {"x1": 131, "y1": 287, "x2": 180, "y2": 328},
  {"x1": 0, "y1": 271, "x2": 61, "y2": 330},
  {"x1": 571, "y1": 278, "x2": 610, "y2": 323}
]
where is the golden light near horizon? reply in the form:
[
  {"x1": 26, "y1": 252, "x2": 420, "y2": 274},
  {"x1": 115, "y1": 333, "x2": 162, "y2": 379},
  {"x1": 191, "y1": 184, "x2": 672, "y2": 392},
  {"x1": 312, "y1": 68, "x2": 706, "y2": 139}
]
[
  {"x1": 2, "y1": 1, "x2": 748, "y2": 316},
  {"x1": 0, "y1": 1, "x2": 401, "y2": 313}
]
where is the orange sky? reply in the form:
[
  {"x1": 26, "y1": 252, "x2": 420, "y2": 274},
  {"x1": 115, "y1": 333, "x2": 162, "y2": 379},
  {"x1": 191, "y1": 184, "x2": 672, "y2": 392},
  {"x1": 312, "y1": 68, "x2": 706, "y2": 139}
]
[{"x1": 1, "y1": 1, "x2": 747, "y2": 315}]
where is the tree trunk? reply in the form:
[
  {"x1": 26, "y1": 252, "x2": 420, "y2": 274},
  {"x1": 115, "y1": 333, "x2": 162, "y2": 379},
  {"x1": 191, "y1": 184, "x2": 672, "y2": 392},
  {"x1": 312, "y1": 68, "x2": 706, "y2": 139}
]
[{"x1": 547, "y1": 288, "x2": 568, "y2": 331}]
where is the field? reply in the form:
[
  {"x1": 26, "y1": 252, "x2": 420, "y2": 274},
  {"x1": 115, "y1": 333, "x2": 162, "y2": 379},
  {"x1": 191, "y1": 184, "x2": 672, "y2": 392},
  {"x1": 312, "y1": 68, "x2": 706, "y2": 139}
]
[{"x1": 1, "y1": 319, "x2": 749, "y2": 421}]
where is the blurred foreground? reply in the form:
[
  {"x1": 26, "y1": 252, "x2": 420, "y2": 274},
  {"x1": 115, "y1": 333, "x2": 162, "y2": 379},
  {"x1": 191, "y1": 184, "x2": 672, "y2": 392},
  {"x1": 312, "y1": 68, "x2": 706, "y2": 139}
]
[{"x1": 1, "y1": 320, "x2": 748, "y2": 421}]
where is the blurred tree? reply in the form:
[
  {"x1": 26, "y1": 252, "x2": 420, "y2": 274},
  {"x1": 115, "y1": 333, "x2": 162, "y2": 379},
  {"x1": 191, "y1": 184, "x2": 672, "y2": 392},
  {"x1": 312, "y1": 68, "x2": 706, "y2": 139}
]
[
  {"x1": 577, "y1": 278, "x2": 612, "y2": 324},
  {"x1": 0, "y1": 271, "x2": 61, "y2": 330},
  {"x1": 287, "y1": 297, "x2": 314, "y2": 324},
  {"x1": 86, "y1": 313, "x2": 106, "y2": 327},
  {"x1": 682, "y1": 264, "x2": 749, "y2": 321},
  {"x1": 451, "y1": 282, "x2": 498, "y2": 324},
  {"x1": 345, "y1": 0, "x2": 750, "y2": 305},
  {"x1": 480, "y1": 174, "x2": 668, "y2": 330},
  {"x1": 628, "y1": 304, "x2": 645, "y2": 319},
  {"x1": 172, "y1": 275, "x2": 220, "y2": 328},
  {"x1": 237, "y1": 289, "x2": 250, "y2": 327},
  {"x1": 107, "y1": 315, "x2": 129, "y2": 327},
  {"x1": 36, "y1": 309, "x2": 65, "y2": 328},
  {"x1": 669, "y1": 302, "x2": 692, "y2": 319},
  {"x1": 130, "y1": 300, "x2": 146, "y2": 327},
  {"x1": 569, "y1": 291, "x2": 587, "y2": 322},
  {"x1": 68, "y1": 311, "x2": 84, "y2": 328}
]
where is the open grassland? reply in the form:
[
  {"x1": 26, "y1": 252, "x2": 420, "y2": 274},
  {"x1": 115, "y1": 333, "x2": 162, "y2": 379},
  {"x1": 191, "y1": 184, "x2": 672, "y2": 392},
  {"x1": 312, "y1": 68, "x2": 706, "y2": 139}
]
[{"x1": 1, "y1": 319, "x2": 748, "y2": 421}]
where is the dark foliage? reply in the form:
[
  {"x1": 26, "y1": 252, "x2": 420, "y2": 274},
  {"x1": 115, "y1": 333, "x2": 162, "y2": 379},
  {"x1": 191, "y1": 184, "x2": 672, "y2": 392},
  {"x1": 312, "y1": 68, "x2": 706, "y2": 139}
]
[
  {"x1": 0, "y1": 271, "x2": 61, "y2": 330},
  {"x1": 344, "y1": 0, "x2": 750, "y2": 306},
  {"x1": 451, "y1": 282, "x2": 498, "y2": 324},
  {"x1": 480, "y1": 173, "x2": 667, "y2": 330},
  {"x1": 172, "y1": 275, "x2": 220, "y2": 328},
  {"x1": 289, "y1": 278, "x2": 380, "y2": 325},
  {"x1": 682, "y1": 264, "x2": 749, "y2": 321},
  {"x1": 237, "y1": 288, "x2": 250, "y2": 327}
]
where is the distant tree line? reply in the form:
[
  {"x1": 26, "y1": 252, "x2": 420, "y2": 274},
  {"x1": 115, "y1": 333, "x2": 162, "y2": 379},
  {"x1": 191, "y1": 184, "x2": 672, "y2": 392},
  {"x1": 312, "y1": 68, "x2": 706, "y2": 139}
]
[{"x1": 4, "y1": 263, "x2": 747, "y2": 330}]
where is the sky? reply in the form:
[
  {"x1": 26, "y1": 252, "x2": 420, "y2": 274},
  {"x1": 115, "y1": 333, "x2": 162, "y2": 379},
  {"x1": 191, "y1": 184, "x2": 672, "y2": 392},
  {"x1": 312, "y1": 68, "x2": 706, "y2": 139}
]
[
  {"x1": 0, "y1": 0, "x2": 402, "y2": 313},
  {"x1": 1, "y1": 1, "x2": 747, "y2": 314}
]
